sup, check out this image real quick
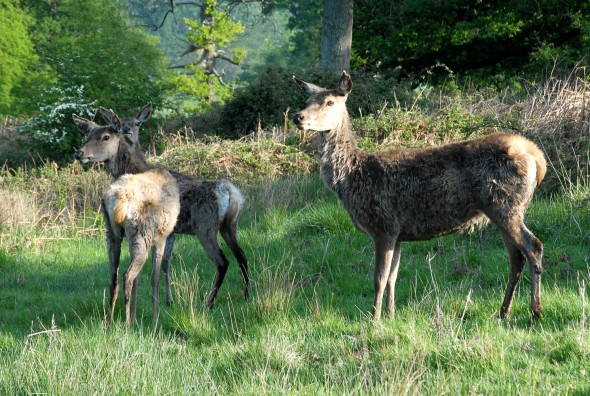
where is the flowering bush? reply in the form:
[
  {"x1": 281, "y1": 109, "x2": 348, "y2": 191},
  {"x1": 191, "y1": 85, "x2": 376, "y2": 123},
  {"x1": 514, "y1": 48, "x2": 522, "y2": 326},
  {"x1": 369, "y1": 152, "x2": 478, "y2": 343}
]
[{"x1": 20, "y1": 85, "x2": 97, "y2": 163}]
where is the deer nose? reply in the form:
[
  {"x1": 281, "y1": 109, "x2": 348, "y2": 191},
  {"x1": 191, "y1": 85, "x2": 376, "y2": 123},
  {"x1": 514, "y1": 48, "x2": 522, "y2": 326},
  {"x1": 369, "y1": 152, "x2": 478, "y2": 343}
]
[
  {"x1": 122, "y1": 126, "x2": 130, "y2": 134},
  {"x1": 74, "y1": 150, "x2": 83, "y2": 160},
  {"x1": 292, "y1": 113, "x2": 304, "y2": 125}
]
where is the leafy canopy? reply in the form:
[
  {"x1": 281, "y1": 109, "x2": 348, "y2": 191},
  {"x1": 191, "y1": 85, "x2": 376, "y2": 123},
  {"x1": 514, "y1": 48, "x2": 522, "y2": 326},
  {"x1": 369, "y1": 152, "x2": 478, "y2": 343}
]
[
  {"x1": 169, "y1": 0, "x2": 247, "y2": 113},
  {"x1": 0, "y1": 0, "x2": 38, "y2": 116},
  {"x1": 13, "y1": 0, "x2": 169, "y2": 163}
]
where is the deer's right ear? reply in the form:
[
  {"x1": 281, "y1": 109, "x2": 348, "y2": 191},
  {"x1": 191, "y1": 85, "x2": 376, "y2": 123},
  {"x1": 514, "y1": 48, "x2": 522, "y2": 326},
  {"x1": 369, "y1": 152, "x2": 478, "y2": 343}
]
[
  {"x1": 99, "y1": 107, "x2": 121, "y2": 130},
  {"x1": 337, "y1": 71, "x2": 353, "y2": 96},
  {"x1": 72, "y1": 114, "x2": 96, "y2": 135},
  {"x1": 293, "y1": 76, "x2": 324, "y2": 96}
]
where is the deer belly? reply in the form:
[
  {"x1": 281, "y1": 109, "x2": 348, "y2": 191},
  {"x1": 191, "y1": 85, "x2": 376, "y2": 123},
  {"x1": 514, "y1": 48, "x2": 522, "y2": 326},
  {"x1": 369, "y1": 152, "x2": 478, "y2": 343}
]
[{"x1": 399, "y1": 211, "x2": 489, "y2": 241}]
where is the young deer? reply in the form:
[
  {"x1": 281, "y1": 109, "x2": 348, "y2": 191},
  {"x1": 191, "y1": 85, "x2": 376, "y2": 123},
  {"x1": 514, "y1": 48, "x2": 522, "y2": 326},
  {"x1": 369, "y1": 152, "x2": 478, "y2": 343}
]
[
  {"x1": 73, "y1": 111, "x2": 249, "y2": 309},
  {"x1": 293, "y1": 71, "x2": 546, "y2": 320},
  {"x1": 74, "y1": 119, "x2": 180, "y2": 326}
]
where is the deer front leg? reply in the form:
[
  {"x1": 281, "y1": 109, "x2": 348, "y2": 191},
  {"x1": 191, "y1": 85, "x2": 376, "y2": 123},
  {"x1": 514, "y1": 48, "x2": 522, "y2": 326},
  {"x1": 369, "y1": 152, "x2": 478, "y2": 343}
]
[
  {"x1": 372, "y1": 233, "x2": 398, "y2": 320},
  {"x1": 162, "y1": 233, "x2": 176, "y2": 305},
  {"x1": 106, "y1": 226, "x2": 122, "y2": 325}
]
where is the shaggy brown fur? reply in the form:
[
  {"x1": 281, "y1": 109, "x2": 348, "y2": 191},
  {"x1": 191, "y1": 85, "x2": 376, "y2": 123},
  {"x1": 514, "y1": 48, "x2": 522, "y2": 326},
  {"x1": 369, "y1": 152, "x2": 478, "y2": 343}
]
[
  {"x1": 103, "y1": 168, "x2": 179, "y2": 327},
  {"x1": 293, "y1": 71, "x2": 546, "y2": 320},
  {"x1": 73, "y1": 113, "x2": 249, "y2": 309}
]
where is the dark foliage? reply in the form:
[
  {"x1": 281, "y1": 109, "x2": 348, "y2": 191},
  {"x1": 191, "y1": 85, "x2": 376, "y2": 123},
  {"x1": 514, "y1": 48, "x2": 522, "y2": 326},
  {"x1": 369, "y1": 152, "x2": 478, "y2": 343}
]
[
  {"x1": 353, "y1": 0, "x2": 590, "y2": 85},
  {"x1": 199, "y1": 65, "x2": 412, "y2": 138}
]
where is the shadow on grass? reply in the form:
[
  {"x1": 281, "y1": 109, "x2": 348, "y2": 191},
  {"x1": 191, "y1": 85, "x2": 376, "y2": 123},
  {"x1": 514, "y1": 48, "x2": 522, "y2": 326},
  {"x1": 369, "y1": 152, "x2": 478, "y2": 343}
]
[{"x1": 0, "y1": 247, "x2": 109, "y2": 338}]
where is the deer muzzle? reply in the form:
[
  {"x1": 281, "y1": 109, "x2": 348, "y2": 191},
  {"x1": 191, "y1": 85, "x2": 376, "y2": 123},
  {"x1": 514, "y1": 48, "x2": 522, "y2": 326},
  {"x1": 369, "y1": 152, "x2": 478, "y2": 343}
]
[
  {"x1": 74, "y1": 150, "x2": 89, "y2": 163},
  {"x1": 292, "y1": 113, "x2": 306, "y2": 129}
]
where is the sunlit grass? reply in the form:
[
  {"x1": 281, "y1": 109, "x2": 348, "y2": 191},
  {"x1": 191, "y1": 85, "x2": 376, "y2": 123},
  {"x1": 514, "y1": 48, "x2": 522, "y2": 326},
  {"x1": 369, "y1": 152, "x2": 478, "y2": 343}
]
[{"x1": 1, "y1": 172, "x2": 589, "y2": 394}]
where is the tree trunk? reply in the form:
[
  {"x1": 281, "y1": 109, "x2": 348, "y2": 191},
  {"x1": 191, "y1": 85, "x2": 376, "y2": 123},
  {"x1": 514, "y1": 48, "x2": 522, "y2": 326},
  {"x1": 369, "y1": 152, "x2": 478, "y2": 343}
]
[{"x1": 320, "y1": 0, "x2": 353, "y2": 71}]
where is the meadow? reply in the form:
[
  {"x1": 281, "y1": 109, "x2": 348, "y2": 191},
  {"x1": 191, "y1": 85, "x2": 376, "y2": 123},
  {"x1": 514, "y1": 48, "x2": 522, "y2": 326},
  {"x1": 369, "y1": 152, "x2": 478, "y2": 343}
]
[{"x1": 1, "y1": 74, "x2": 590, "y2": 394}]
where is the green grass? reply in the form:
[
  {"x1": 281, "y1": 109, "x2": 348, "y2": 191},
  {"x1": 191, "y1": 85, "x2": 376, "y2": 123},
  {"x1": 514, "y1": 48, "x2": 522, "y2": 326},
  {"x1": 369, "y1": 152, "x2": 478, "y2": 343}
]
[{"x1": 1, "y1": 174, "x2": 590, "y2": 394}]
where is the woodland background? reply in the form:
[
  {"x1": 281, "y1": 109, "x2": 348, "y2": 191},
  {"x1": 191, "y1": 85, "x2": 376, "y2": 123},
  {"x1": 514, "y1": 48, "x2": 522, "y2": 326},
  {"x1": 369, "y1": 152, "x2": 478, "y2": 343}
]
[
  {"x1": 1, "y1": 0, "x2": 589, "y2": 164},
  {"x1": 2, "y1": 2, "x2": 590, "y2": 394}
]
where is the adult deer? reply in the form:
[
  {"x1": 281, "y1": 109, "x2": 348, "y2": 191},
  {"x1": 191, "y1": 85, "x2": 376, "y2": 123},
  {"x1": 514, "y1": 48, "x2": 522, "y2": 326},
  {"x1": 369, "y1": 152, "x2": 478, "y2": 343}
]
[
  {"x1": 293, "y1": 71, "x2": 546, "y2": 320},
  {"x1": 73, "y1": 110, "x2": 249, "y2": 309}
]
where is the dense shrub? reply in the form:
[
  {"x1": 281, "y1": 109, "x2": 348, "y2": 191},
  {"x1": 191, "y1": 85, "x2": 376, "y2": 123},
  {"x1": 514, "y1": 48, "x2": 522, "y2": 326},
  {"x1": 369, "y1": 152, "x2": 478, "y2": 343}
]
[{"x1": 195, "y1": 65, "x2": 413, "y2": 138}]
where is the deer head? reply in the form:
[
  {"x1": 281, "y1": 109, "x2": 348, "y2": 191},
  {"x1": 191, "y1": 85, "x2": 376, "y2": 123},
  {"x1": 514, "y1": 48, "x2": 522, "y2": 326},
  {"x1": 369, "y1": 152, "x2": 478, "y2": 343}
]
[
  {"x1": 72, "y1": 114, "x2": 123, "y2": 164},
  {"x1": 292, "y1": 71, "x2": 353, "y2": 132},
  {"x1": 99, "y1": 102, "x2": 152, "y2": 145}
]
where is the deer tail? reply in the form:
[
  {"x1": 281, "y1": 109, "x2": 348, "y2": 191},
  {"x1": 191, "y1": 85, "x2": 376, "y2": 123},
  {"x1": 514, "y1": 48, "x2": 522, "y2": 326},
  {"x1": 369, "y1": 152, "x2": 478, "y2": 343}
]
[
  {"x1": 505, "y1": 135, "x2": 547, "y2": 187},
  {"x1": 525, "y1": 140, "x2": 547, "y2": 186},
  {"x1": 218, "y1": 181, "x2": 243, "y2": 223}
]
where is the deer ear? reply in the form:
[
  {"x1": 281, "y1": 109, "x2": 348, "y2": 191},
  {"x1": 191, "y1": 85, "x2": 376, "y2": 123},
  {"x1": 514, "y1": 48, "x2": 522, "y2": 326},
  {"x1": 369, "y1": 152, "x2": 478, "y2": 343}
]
[
  {"x1": 137, "y1": 102, "x2": 152, "y2": 123},
  {"x1": 72, "y1": 114, "x2": 96, "y2": 135},
  {"x1": 293, "y1": 76, "x2": 324, "y2": 96},
  {"x1": 99, "y1": 107, "x2": 121, "y2": 130},
  {"x1": 337, "y1": 71, "x2": 352, "y2": 96}
]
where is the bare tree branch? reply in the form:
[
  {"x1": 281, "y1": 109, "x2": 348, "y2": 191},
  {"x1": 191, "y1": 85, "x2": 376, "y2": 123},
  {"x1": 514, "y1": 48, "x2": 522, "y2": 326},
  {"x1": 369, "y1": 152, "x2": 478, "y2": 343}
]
[
  {"x1": 174, "y1": 1, "x2": 205, "y2": 7},
  {"x1": 179, "y1": 44, "x2": 203, "y2": 57},
  {"x1": 217, "y1": 53, "x2": 240, "y2": 66}
]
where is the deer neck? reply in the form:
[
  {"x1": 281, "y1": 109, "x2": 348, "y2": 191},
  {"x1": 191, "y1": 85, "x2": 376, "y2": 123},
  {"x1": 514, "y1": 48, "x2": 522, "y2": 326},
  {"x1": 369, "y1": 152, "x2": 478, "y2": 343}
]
[
  {"x1": 106, "y1": 141, "x2": 150, "y2": 179},
  {"x1": 317, "y1": 115, "x2": 363, "y2": 195}
]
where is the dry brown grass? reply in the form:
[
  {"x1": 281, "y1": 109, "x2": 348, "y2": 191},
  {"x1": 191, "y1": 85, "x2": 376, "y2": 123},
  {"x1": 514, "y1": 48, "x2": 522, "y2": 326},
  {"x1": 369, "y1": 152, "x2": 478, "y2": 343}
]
[
  {"x1": 153, "y1": 132, "x2": 316, "y2": 183},
  {"x1": 0, "y1": 160, "x2": 108, "y2": 250},
  {"x1": 520, "y1": 69, "x2": 590, "y2": 195}
]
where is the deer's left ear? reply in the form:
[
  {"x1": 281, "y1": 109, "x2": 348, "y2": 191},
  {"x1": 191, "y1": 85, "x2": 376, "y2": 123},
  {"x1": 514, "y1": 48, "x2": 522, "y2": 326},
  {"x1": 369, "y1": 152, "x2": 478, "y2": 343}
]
[
  {"x1": 337, "y1": 71, "x2": 352, "y2": 96},
  {"x1": 72, "y1": 114, "x2": 97, "y2": 135},
  {"x1": 293, "y1": 76, "x2": 324, "y2": 96},
  {"x1": 99, "y1": 107, "x2": 121, "y2": 131},
  {"x1": 137, "y1": 103, "x2": 152, "y2": 123}
]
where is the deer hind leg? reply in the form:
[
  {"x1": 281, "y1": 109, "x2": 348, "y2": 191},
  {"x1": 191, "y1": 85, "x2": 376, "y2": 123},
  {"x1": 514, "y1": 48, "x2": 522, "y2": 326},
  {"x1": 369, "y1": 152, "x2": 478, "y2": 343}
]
[
  {"x1": 193, "y1": 218, "x2": 229, "y2": 308},
  {"x1": 124, "y1": 241, "x2": 149, "y2": 327},
  {"x1": 385, "y1": 240, "x2": 402, "y2": 317},
  {"x1": 161, "y1": 233, "x2": 176, "y2": 305},
  {"x1": 151, "y1": 238, "x2": 167, "y2": 325},
  {"x1": 130, "y1": 276, "x2": 140, "y2": 325},
  {"x1": 372, "y1": 233, "x2": 399, "y2": 320},
  {"x1": 499, "y1": 232, "x2": 527, "y2": 318},
  {"x1": 220, "y1": 219, "x2": 249, "y2": 299},
  {"x1": 493, "y1": 214, "x2": 543, "y2": 319}
]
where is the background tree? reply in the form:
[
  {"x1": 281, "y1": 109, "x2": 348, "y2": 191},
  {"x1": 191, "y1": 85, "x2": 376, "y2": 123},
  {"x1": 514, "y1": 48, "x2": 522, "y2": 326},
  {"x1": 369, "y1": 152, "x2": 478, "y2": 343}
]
[
  {"x1": 130, "y1": 0, "x2": 248, "y2": 112},
  {"x1": 170, "y1": 0, "x2": 247, "y2": 111},
  {"x1": 259, "y1": 0, "x2": 322, "y2": 69},
  {"x1": 320, "y1": 0, "x2": 353, "y2": 71}
]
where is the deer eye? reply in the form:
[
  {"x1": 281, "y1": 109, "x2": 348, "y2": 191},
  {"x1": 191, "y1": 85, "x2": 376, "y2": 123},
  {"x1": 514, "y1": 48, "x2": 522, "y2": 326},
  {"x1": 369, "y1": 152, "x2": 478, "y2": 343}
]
[
  {"x1": 102, "y1": 135, "x2": 110, "y2": 141},
  {"x1": 135, "y1": 121, "x2": 141, "y2": 126},
  {"x1": 327, "y1": 100, "x2": 334, "y2": 106}
]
